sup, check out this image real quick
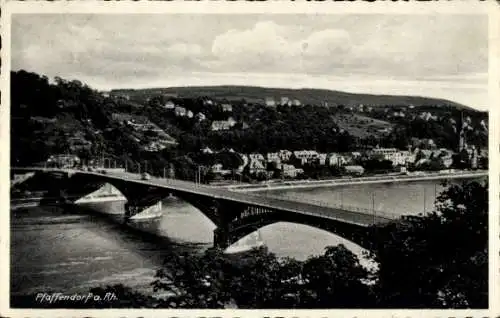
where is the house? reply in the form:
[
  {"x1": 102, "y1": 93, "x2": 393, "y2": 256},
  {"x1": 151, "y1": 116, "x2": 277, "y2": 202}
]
[
  {"x1": 211, "y1": 164, "x2": 224, "y2": 173},
  {"x1": 344, "y1": 165, "x2": 365, "y2": 176},
  {"x1": 46, "y1": 154, "x2": 80, "y2": 168},
  {"x1": 265, "y1": 97, "x2": 276, "y2": 107},
  {"x1": 282, "y1": 164, "x2": 302, "y2": 178},
  {"x1": 249, "y1": 153, "x2": 265, "y2": 162},
  {"x1": 221, "y1": 104, "x2": 233, "y2": 112},
  {"x1": 266, "y1": 152, "x2": 280, "y2": 162},
  {"x1": 249, "y1": 158, "x2": 266, "y2": 174},
  {"x1": 280, "y1": 97, "x2": 290, "y2": 106},
  {"x1": 143, "y1": 141, "x2": 166, "y2": 152},
  {"x1": 279, "y1": 150, "x2": 293, "y2": 162},
  {"x1": 164, "y1": 101, "x2": 176, "y2": 109},
  {"x1": 326, "y1": 153, "x2": 341, "y2": 166},
  {"x1": 211, "y1": 117, "x2": 237, "y2": 131},
  {"x1": 419, "y1": 112, "x2": 438, "y2": 121},
  {"x1": 174, "y1": 106, "x2": 187, "y2": 117},
  {"x1": 316, "y1": 153, "x2": 327, "y2": 165},
  {"x1": 371, "y1": 148, "x2": 413, "y2": 166},
  {"x1": 293, "y1": 150, "x2": 319, "y2": 165},
  {"x1": 201, "y1": 147, "x2": 214, "y2": 154},
  {"x1": 196, "y1": 112, "x2": 206, "y2": 121},
  {"x1": 392, "y1": 111, "x2": 405, "y2": 118}
]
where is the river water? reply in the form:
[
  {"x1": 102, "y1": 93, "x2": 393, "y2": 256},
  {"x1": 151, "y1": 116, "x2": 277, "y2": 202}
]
[{"x1": 10, "y1": 178, "x2": 481, "y2": 298}]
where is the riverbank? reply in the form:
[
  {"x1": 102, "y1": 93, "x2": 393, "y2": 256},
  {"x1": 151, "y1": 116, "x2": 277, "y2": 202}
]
[{"x1": 226, "y1": 170, "x2": 487, "y2": 192}]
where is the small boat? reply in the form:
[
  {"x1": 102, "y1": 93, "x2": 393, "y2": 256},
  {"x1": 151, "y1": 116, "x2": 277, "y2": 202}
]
[{"x1": 224, "y1": 230, "x2": 265, "y2": 255}]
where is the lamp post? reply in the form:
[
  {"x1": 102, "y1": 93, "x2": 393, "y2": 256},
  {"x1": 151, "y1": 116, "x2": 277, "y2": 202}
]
[
  {"x1": 423, "y1": 187, "x2": 427, "y2": 215},
  {"x1": 372, "y1": 192, "x2": 375, "y2": 224}
]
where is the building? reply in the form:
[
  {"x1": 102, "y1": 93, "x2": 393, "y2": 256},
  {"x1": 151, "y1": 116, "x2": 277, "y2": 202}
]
[
  {"x1": 164, "y1": 101, "x2": 176, "y2": 109},
  {"x1": 344, "y1": 165, "x2": 365, "y2": 176},
  {"x1": 279, "y1": 150, "x2": 293, "y2": 162},
  {"x1": 280, "y1": 97, "x2": 290, "y2": 106},
  {"x1": 46, "y1": 154, "x2": 80, "y2": 168},
  {"x1": 196, "y1": 112, "x2": 206, "y2": 121},
  {"x1": 265, "y1": 97, "x2": 276, "y2": 107},
  {"x1": 316, "y1": 153, "x2": 327, "y2": 166},
  {"x1": 326, "y1": 153, "x2": 341, "y2": 166},
  {"x1": 211, "y1": 163, "x2": 224, "y2": 173},
  {"x1": 201, "y1": 147, "x2": 214, "y2": 154},
  {"x1": 282, "y1": 164, "x2": 302, "y2": 178},
  {"x1": 293, "y1": 150, "x2": 319, "y2": 165},
  {"x1": 174, "y1": 106, "x2": 187, "y2": 117},
  {"x1": 249, "y1": 153, "x2": 265, "y2": 162},
  {"x1": 187, "y1": 110, "x2": 194, "y2": 118},
  {"x1": 248, "y1": 158, "x2": 266, "y2": 174},
  {"x1": 221, "y1": 104, "x2": 233, "y2": 112},
  {"x1": 419, "y1": 112, "x2": 438, "y2": 121},
  {"x1": 266, "y1": 152, "x2": 280, "y2": 162},
  {"x1": 211, "y1": 117, "x2": 237, "y2": 131},
  {"x1": 371, "y1": 148, "x2": 413, "y2": 166}
]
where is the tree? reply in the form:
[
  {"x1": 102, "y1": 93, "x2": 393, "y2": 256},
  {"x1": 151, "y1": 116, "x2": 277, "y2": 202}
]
[
  {"x1": 367, "y1": 180, "x2": 488, "y2": 308},
  {"x1": 300, "y1": 245, "x2": 374, "y2": 308}
]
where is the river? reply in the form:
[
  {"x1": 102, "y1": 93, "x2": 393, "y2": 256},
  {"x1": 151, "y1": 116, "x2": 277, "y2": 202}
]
[{"x1": 10, "y1": 177, "x2": 482, "y2": 299}]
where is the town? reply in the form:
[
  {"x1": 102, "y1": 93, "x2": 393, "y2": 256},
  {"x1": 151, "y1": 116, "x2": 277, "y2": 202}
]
[{"x1": 38, "y1": 88, "x2": 488, "y2": 186}]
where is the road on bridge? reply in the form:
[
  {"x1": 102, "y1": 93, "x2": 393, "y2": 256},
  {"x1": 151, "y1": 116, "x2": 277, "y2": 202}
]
[{"x1": 13, "y1": 168, "x2": 396, "y2": 227}]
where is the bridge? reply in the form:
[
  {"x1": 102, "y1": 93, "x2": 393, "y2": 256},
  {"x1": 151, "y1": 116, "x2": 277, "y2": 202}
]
[{"x1": 11, "y1": 167, "x2": 398, "y2": 249}]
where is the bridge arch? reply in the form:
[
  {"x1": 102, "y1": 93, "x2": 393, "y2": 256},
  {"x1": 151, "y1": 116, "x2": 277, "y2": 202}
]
[{"x1": 226, "y1": 210, "x2": 375, "y2": 250}]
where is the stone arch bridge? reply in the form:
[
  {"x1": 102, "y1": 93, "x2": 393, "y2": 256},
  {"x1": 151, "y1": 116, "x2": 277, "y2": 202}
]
[{"x1": 11, "y1": 168, "x2": 397, "y2": 249}]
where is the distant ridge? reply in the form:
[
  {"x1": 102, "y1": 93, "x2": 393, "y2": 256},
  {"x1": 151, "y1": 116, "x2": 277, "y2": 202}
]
[{"x1": 110, "y1": 85, "x2": 480, "y2": 112}]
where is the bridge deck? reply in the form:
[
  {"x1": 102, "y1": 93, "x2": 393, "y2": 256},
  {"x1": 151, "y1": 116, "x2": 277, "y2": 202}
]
[{"x1": 12, "y1": 168, "x2": 396, "y2": 227}]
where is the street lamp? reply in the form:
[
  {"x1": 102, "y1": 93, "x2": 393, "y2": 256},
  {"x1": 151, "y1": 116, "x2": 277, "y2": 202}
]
[{"x1": 372, "y1": 192, "x2": 376, "y2": 224}]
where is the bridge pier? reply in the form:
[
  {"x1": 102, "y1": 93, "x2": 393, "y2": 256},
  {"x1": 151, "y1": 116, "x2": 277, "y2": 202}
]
[{"x1": 213, "y1": 227, "x2": 231, "y2": 249}]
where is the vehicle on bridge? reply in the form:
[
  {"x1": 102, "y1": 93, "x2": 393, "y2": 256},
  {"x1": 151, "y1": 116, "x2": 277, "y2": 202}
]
[{"x1": 141, "y1": 172, "x2": 151, "y2": 180}]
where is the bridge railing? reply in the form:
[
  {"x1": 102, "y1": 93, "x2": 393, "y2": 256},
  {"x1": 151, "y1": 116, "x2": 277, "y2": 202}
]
[{"x1": 244, "y1": 191, "x2": 399, "y2": 220}]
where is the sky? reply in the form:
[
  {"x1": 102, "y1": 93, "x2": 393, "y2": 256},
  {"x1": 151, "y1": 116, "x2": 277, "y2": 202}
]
[{"x1": 11, "y1": 14, "x2": 489, "y2": 110}]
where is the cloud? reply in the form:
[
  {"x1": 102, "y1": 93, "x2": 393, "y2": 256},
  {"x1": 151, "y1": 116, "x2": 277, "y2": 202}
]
[
  {"x1": 209, "y1": 21, "x2": 354, "y2": 74},
  {"x1": 10, "y1": 14, "x2": 488, "y2": 109}
]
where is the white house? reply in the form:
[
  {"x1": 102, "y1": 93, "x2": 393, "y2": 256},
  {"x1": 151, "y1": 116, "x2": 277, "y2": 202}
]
[
  {"x1": 164, "y1": 101, "x2": 176, "y2": 109},
  {"x1": 221, "y1": 104, "x2": 233, "y2": 112},
  {"x1": 174, "y1": 106, "x2": 187, "y2": 117},
  {"x1": 265, "y1": 97, "x2": 276, "y2": 107}
]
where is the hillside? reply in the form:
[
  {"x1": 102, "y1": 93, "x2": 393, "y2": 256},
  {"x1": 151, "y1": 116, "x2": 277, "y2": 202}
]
[
  {"x1": 12, "y1": 70, "x2": 487, "y2": 181},
  {"x1": 110, "y1": 85, "x2": 478, "y2": 112}
]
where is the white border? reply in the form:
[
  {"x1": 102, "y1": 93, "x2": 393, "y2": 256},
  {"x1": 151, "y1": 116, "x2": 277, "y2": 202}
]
[{"x1": 1, "y1": 2, "x2": 498, "y2": 317}]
